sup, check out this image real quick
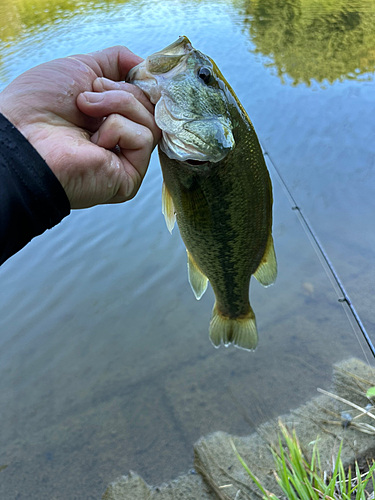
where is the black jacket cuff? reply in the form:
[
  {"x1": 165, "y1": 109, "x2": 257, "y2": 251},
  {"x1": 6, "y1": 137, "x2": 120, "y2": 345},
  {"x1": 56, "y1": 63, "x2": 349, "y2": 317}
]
[{"x1": 0, "y1": 113, "x2": 71, "y2": 265}]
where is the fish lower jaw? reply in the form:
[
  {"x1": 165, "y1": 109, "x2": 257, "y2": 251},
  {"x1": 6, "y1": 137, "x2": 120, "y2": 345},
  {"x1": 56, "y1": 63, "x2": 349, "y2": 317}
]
[
  {"x1": 126, "y1": 67, "x2": 160, "y2": 103},
  {"x1": 160, "y1": 137, "x2": 207, "y2": 162},
  {"x1": 159, "y1": 142, "x2": 215, "y2": 174}
]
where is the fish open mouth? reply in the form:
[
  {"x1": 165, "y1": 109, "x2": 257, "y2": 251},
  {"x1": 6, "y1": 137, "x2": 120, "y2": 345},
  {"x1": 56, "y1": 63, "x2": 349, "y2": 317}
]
[{"x1": 186, "y1": 159, "x2": 209, "y2": 166}]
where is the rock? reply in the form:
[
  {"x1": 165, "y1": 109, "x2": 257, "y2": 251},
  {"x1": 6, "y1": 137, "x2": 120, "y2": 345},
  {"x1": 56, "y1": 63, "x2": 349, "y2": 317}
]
[{"x1": 102, "y1": 471, "x2": 152, "y2": 499}]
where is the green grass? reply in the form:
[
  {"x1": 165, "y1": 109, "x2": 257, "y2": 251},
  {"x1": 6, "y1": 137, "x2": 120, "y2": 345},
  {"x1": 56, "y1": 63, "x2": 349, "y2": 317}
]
[{"x1": 231, "y1": 421, "x2": 375, "y2": 500}]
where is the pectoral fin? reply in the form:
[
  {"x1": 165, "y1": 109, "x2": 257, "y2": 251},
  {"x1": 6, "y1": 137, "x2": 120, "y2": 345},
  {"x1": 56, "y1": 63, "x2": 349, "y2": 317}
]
[
  {"x1": 162, "y1": 181, "x2": 176, "y2": 233},
  {"x1": 254, "y1": 234, "x2": 277, "y2": 287},
  {"x1": 187, "y1": 250, "x2": 208, "y2": 300}
]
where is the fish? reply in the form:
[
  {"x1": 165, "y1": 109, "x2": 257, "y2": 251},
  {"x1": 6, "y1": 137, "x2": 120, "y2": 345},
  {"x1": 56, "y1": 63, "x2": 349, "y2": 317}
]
[{"x1": 126, "y1": 36, "x2": 277, "y2": 350}]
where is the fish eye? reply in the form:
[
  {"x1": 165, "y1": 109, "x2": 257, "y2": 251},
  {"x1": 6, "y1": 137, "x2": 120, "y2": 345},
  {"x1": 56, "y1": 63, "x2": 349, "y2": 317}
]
[{"x1": 197, "y1": 67, "x2": 212, "y2": 85}]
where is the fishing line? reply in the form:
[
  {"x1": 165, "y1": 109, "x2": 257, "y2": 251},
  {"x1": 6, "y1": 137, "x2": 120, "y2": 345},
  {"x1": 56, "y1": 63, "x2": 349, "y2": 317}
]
[{"x1": 262, "y1": 147, "x2": 375, "y2": 362}]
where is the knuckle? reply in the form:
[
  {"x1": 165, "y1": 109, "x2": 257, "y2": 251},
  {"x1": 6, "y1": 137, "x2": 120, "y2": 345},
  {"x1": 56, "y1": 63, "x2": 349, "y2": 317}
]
[
  {"x1": 121, "y1": 91, "x2": 135, "y2": 106},
  {"x1": 102, "y1": 114, "x2": 124, "y2": 138},
  {"x1": 124, "y1": 172, "x2": 140, "y2": 200},
  {"x1": 104, "y1": 113, "x2": 120, "y2": 129},
  {"x1": 92, "y1": 78, "x2": 105, "y2": 91},
  {"x1": 139, "y1": 127, "x2": 154, "y2": 149}
]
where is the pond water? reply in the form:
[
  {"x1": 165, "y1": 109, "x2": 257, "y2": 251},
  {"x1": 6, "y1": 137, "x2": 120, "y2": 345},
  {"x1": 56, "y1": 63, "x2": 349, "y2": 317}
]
[{"x1": 0, "y1": 0, "x2": 375, "y2": 498}]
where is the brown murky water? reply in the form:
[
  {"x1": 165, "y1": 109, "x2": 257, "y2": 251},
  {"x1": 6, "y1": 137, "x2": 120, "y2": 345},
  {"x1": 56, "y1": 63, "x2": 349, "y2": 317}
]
[{"x1": 0, "y1": 0, "x2": 374, "y2": 498}]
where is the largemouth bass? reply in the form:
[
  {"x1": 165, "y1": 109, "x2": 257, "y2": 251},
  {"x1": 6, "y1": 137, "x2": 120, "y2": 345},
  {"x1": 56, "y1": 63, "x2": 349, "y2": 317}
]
[{"x1": 127, "y1": 37, "x2": 277, "y2": 350}]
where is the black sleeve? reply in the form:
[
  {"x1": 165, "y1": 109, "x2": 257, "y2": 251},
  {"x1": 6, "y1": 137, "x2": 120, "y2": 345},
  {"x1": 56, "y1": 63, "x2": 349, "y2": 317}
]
[{"x1": 0, "y1": 113, "x2": 71, "y2": 265}]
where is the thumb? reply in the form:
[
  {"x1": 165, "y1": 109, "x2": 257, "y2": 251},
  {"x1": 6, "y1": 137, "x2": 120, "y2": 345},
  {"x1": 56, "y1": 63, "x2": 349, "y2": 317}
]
[{"x1": 73, "y1": 46, "x2": 143, "y2": 82}]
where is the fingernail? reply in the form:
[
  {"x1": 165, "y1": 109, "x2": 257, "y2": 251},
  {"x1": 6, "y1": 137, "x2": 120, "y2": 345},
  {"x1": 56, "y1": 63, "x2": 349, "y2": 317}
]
[
  {"x1": 91, "y1": 131, "x2": 99, "y2": 144},
  {"x1": 84, "y1": 92, "x2": 105, "y2": 103}
]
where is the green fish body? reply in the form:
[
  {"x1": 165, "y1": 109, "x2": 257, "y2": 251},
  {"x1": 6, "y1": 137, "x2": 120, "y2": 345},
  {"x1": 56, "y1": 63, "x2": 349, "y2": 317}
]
[{"x1": 127, "y1": 37, "x2": 277, "y2": 350}]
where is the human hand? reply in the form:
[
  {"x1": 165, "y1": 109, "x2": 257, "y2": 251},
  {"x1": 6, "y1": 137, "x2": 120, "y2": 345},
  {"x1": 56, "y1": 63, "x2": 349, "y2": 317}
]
[{"x1": 0, "y1": 46, "x2": 161, "y2": 209}]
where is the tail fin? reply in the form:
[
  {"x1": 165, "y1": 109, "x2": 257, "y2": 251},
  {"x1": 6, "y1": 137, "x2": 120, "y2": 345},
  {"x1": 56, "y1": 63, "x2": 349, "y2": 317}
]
[{"x1": 208, "y1": 303, "x2": 258, "y2": 351}]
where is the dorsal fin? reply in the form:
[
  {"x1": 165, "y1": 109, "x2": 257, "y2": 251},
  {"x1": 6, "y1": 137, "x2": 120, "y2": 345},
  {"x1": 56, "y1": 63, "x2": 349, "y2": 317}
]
[
  {"x1": 187, "y1": 250, "x2": 208, "y2": 300},
  {"x1": 254, "y1": 234, "x2": 277, "y2": 287},
  {"x1": 162, "y1": 181, "x2": 176, "y2": 233}
]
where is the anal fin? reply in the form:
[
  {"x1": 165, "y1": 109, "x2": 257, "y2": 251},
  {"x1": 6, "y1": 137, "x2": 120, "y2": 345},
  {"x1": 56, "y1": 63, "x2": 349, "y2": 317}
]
[
  {"x1": 254, "y1": 234, "x2": 277, "y2": 287},
  {"x1": 162, "y1": 181, "x2": 176, "y2": 233},
  {"x1": 187, "y1": 250, "x2": 208, "y2": 300}
]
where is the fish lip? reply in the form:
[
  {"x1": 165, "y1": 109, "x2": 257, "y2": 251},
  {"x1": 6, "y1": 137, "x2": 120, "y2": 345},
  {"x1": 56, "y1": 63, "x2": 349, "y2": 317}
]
[
  {"x1": 126, "y1": 62, "x2": 160, "y2": 104},
  {"x1": 126, "y1": 63, "x2": 156, "y2": 86},
  {"x1": 126, "y1": 55, "x2": 190, "y2": 105}
]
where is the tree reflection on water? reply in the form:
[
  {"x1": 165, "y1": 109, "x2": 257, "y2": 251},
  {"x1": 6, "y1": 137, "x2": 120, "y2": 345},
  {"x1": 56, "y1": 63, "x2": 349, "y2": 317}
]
[
  {"x1": 239, "y1": 0, "x2": 375, "y2": 85},
  {"x1": 2, "y1": 0, "x2": 375, "y2": 87}
]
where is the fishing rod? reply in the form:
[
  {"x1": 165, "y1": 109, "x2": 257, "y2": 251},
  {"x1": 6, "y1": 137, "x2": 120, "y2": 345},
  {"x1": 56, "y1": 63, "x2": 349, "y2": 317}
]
[{"x1": 262, "y1": 148, "x2": 375, "y2": 361}]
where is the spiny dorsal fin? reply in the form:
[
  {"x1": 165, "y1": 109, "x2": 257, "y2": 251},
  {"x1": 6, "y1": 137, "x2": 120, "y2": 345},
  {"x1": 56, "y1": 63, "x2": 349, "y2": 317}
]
[
  {"x1": 254, "y1": 234, "x2": 277, "y2": 287},
  {"x1": 162, "y1": 181, "x2": 176, "y2": 233},
  {"x1": 187, "y1": 250, "x2": 208, "y2": 300}
]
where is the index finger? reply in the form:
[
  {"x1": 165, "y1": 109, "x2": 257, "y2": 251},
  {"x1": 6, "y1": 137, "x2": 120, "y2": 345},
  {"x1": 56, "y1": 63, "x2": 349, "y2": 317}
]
[
  {"x1": 92, "y1": 77, "x2": 154, "y2": 114},
  {"x1": 73, "y1": 45, "x2": 143, "y2": 82}
]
